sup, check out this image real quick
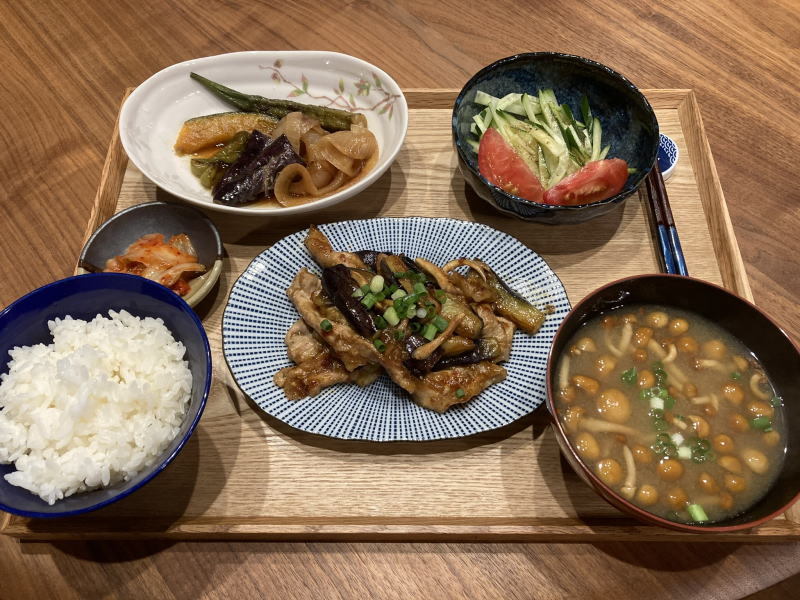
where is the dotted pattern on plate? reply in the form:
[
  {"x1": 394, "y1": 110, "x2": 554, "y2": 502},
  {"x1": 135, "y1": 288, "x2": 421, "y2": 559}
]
[{"x1": 222, "y1": 217, "x2": 571, "y2": 441}]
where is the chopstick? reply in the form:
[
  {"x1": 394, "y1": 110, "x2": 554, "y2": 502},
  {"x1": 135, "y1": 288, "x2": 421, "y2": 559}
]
[{"x1": 643, "y1": 162, "x2": 689, "y2": 276}]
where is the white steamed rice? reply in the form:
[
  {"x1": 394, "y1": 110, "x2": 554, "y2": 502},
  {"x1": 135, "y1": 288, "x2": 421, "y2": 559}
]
[{"x1": 0, "y1": 309, "x2": 192, "y2": 505}]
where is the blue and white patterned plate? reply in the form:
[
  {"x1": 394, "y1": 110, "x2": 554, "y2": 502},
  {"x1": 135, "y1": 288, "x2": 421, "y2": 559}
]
[{"x1": 222, "y1": 218, "x2": 570, "y2": 441}]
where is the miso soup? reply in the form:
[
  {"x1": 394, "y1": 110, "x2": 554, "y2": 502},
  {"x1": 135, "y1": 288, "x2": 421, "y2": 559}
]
[{"x1": 554, "y1": 304, "x2": 786, "y2": 524}]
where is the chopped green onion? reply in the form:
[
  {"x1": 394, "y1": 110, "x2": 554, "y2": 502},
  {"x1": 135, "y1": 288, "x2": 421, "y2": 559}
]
[
  {"x1": 639, "y1": 388, "x2": 653, "y2": 401},
  {"x1": 352, "y1": 288, "x2": 364, "y2": 299},
  {"x1": 656, "y1": 442, "x2": 677, "y2": 458},
  {"x1": 648, "y1": 408, "x2": 664, "y2": 419},
  {"x1": 771, "y1": 396, "x2": 783, "y2": 408},
  {"x1": 650, "y1": 397, "x2": 665, "y2": 411},
  {"x1": 687, "y1": 503, "x2": 708, "y2": 522},
  {"x1": 691, "y1": 451, "x2": 714, "y2": 464},
  {"x1": 374, "y1": 316, "x2": 388, "y2": 330},
  {"x1": 373, "y1": 338, "x2": 386, "y2": 352},
  {"x1": 410, "y1": 322, "x2": 422, "y2": 333},
  {"x1": 731, "y1": 371, "x2": 741, "y2": 380},
  {"x1": 387, "y1": 283, "x2": 399, "y2": 294},
  {"x1": 691, "y1": 440, "x2": 714, "y2": 463},
  {"x1": 416, "y1": 307, "x2": 427, "y2": 319},
  {"x1": 663, "y1": 394, "x2": 676, "y2": 411},
  {"x1": 393, "y1": 297, "x2": 407, "y2": 313},
  {"x1": 654, "y1": 367, "x2": 667, "y2": 385},
  {"x1": 406, "y1": 307, "x2": 417, "y2": 319},
  {"x1": 677, "y1": 446, "x2": 692, "y2": 460},
  {"x1": 422, "y1": 323, "x2": 437, "y2": 341},
  {"x1": 432, "y1": 315, "x2": 450, "y2": 332},
  {"x1": 384, "y1": 307, "x2": 400, "y2": 326},
  {"x1": 361, "y1": 293, "x2": 377, "y2": 309},
  {"x1": 413, "y1": 282, "x2": 427, "y2": 295},
  {"x1": 393, "y1": 329, "x2": 405, "y2": 341},
  {"x1": 621, "y1": 367, "x2": 637, "y2": 385},
  {"x1": 455, "y1": 388, "x2": 465, "y2": 398},
  {"x1": 370, "y1": 275, "x2": 385, "y2": 294},
  {"x1": 652, "y1": 417, "x2": 669, "y2": 431},
  {"x1": 360, "y1": 284, "x2": 371, "y2": 294},
  {"x1": 394, "y1": 270, "x2": 426, "y2": 284},
  {"x1": 374, "y1": 291, "x2": 387, "y2": 302},
  {"x1": 750, "y1": 416, "x2": 773, "y2": 431},
  {"x1": 671, "y1": 433, "x2": 685, "y2": 446},
  {"x1": 434, "y1": 289, "x2": 447, "y2": 302},
  {"x1": 320, "y1": 319, "x2": 333, "y2": 332},
  {"x1": 391, "y1": 289, "x2": 407, "y2": 300}
]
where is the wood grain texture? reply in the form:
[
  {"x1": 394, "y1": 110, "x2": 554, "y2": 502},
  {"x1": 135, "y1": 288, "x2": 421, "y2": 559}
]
[
  {"x1": 6, "y1": 90, "x2": 783, "y2": 542},
  {"x1": 1, "y1": 0, "x2": 798, "y2": 597}
]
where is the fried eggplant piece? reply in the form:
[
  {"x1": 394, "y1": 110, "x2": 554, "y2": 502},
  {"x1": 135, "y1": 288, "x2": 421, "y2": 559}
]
[{"x1": 465, "y1": 261, "x2": 547, "y2": 334}]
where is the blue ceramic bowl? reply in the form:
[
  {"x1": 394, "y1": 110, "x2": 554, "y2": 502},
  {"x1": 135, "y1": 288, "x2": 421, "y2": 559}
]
[
  {"x1": 453, "y1": 53, "x2": 659, "y2": 224},
  {"x1": 0, "y1": 273, "x2": 212, "y2": 518}
]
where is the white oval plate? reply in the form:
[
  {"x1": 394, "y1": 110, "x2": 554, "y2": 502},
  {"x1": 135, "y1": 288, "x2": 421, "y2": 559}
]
[
  {"x1": 120, "y1": 51, "x2": 408, "y2": 215},
  {"x1": 222, "y1": 218, "x2": 571, "y2": 441}
]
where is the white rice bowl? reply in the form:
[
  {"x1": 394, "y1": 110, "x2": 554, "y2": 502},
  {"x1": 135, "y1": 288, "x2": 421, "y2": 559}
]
[{"x1": 0, "y1": 309, "x2": 192, "y2": 505}]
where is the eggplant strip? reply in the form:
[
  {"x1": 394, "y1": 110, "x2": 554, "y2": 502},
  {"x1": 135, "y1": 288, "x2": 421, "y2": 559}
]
[{"x1": 466, "y1": 261, "x2": 546, "y2": 334}]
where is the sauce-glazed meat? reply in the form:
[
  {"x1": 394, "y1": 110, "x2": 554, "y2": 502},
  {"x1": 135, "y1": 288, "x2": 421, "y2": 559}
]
[{"x1": 274, "y1": 225, "x2": 548, "y2": 413}]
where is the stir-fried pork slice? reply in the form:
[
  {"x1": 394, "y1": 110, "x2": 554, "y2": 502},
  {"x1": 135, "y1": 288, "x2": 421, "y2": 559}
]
[
  {"x1": 275, "y1": 320, "x2": 381, "y2": 399},
  {"x1": 415, "y1": 362, "x2": 507, "y2": 413},
  {"x1": 287, "y1": 268, "x2": 377, "y2": 371},
  {"x1": 474, "y1": 304, "x2": 516, "y2": 362},
  {"x1": 447, "y1": 271, "x2": 498, "y2": 303},
  {"x1": 305, "y1": 225, "x2": 368, "y2": 270}
]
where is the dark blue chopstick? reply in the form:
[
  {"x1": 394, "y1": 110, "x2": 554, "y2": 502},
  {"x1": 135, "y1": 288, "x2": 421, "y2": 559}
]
[{"x1": 644, "y1": 162, "x2": 689, "y2": 276}]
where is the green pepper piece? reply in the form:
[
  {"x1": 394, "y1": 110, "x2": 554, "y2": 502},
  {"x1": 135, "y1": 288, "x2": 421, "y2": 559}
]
[
  {"x1": 190, "y1": 72, "x2": 361, "y2": 132},
  {"x1": 190, "y1": 131, "x2": 251, "y2": 189}
]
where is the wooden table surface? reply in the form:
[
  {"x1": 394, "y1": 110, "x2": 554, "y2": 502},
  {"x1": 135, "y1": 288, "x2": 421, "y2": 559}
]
[{"x1": 1, "y1": 1, "x2": 798, "y2": 598}]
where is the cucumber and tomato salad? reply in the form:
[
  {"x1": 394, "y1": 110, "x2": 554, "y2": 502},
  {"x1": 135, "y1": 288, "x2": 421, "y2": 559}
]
[{"x1": 470, "y1": 89, "x2": 630, "y2": 206}]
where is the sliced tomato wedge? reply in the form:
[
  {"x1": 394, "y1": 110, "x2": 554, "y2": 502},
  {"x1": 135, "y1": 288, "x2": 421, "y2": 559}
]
[
  {"x1": 542, "y1": 158, "x2": 629, "y2": 206},
  {"x1": 478, "y1": 128, "x2": 544, "y2": 203}
]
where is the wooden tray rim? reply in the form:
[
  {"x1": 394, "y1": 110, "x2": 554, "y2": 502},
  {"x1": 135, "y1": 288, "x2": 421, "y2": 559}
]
[{"x1": 5, "y1": 88, "x2": 793, "y2": 542}]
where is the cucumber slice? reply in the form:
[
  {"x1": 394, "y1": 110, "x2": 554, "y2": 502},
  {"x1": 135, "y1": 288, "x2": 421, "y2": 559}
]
[
  {"x1": 472, "y1": 113, "x2": 487, "y2": 135},
  {"x1": 496, "y1": 93, "x2": 527, "y2": 116},
  {"x1": 580, "y1": 95, "x2": 592, "y2": 125},
  {"x1": 590, "y1": 118, "x2": 602, "y2": 161},
  {"x1": 537, "y1": 146, "x2": 550, "y2": 188},
  {"x1": 521, "y1": 93, "x2": 541, "y2": 122},
  {"x1": 474, "y1": 90, "x2": 497, "y2": 106}
]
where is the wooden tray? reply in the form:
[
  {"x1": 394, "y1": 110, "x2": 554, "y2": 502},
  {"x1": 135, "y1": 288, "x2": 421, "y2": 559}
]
[{"x1": 3, "y1": 89, "x2": 799, "y2": 541}]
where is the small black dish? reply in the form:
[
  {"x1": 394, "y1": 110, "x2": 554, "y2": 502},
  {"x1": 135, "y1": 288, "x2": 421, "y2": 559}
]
[
  {"x1": 452, "y1": 52, "x2": 659, "y2": 225},
  {"x1": 78, "y1": 201, "x2": 223, "y2": 307}
]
